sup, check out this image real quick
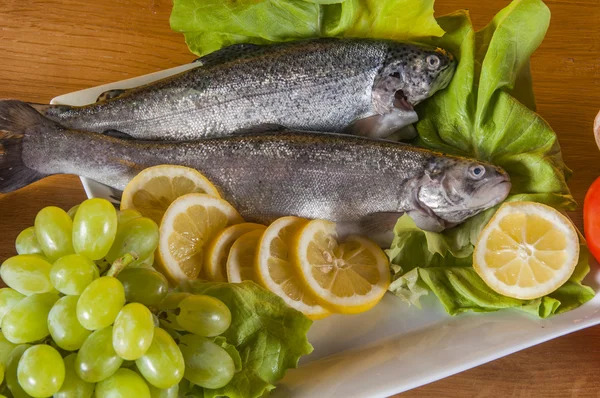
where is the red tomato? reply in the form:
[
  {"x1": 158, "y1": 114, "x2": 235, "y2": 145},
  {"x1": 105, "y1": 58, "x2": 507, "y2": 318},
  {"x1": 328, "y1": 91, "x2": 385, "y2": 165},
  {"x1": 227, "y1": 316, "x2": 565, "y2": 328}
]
[{"x1": 584, "y1": 176, "x2": 600, "y2": 263}]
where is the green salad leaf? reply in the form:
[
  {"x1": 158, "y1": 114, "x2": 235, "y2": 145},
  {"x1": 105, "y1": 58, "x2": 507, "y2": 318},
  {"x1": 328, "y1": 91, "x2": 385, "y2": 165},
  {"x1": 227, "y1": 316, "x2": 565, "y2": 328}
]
[
  {"x1": 180, "y1": 281, "x2": 313, "y2": 398},
  {"x1": 388, "y1": 213, "x2": 595, "y2": 317},
  {"x1": 386, "y1": 0, "x2": 594, "y2": 318},
  {"x1": 170, "y1": 0, "x2": 444, "y2": 56}
]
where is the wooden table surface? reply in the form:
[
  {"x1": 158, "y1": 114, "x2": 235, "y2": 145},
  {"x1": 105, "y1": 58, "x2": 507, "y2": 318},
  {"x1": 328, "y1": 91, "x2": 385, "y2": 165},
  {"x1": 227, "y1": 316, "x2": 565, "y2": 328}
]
[{"x1": 0, "y1": 0, "x2": 599, "y2": 396}]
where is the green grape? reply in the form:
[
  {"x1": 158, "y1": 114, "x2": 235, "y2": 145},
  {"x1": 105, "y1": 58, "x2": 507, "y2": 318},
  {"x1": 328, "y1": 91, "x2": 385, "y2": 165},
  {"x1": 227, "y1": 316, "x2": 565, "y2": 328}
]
[
  {"x1": 15, "y1": 227, "x2": 42, "y2": 255},
  {"x1": 0, "y1": 289, "x2": 25, "y2": 324},
  {"x1": 34, "y1": 206, "x2": 75, "y2": 262},
  {"x1": 178, "y1": 378, "x2": 192, "y2": 396},
  {"x1": 164, "y1": 328, "x2": 182, "y2": 341},
  {"x1": 75, "y1": 326, "x2": 122, "y2": 383},
  {"x1": 149, "y1": 383, "x2": 178, "y2": 398},
  {"x1": 0, "y1": 362, "x2": 5, "y2": 385},
  {"x1": 117, "y1": 268, "x2": 168, "y2": 307},
  {"x1": 54, "y1": 353, "x2": 94, "y2": 398},
  {"x1": 0, "y1": 255, "x2": 55, "y2": 296},
  {"x1": 17, "y1": 344, "x2": 65, "y2": 397},
  {"x1": 73, "y1": 199, "x2": 118, "y2": 260},
  {"x1": 95, "y1": 368, "x2": 150, "y2": 398},
  {"x1": 50, "y1": 254, "x2": 98, "y2": 295},
  {"x1": 176, "y1": 295, "x2": 231, "y2": 337},
  {"x1": 178, "y1": 334, "x2": 235, "y2": 389},
  {"x1": 117, "y1": 209, "x2": 142, "y2": 226},
  {"x1": 6, "y1": 344, "x2": 32, "y2": 398},
  {"x1": 76, "y1": 276, "x2": 125, "y2": 330},
  {"x1": 0, "y1": 333, "x2": 17, "y2": 366},
  {"x1": 2, "y1": 293, "x2": 59, "y2": 344},
  {"x1": 136, "y1": 327, "x2": 184, "y2": 389},
  {"x1": 105, "y1": 217, "x2": 159, "y2": 264},
  {"x1": 48, "y1": 296, "x2": 92, "y2": 351},
  {"x1": 112, "y1": 303, "x2": 154, "y2": 360},
  {"x1": 157, "y1": 293, "x2": 190, "y2": 331},
  {"x1": 131, "y1": 252, "x2": 155, "y2": 268},
  {"x1": 67, "y1": 205, "x2": 80, "y2": 220}
]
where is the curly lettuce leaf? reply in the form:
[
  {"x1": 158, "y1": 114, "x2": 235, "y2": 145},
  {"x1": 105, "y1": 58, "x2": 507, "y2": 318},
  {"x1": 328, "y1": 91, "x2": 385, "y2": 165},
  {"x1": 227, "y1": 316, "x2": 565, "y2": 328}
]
[
  {"x1": 180, "y1": 281, "x2": 313, "y2": 398},
  {"x1": 210, "y1": 336, "x2": 243, "y2": 373},
  {"x1": 387, "y1": 0, "x2": 593, "y2": 318},
  {"x1": 388, "y1": 216, "x2": 595, "y2": 317},
  {"x1": 170, "y1": 0, "x2": 444, "y2": 57},
  {"x1": 415, "y1": 1, "x2": 573, "y2": 210}
]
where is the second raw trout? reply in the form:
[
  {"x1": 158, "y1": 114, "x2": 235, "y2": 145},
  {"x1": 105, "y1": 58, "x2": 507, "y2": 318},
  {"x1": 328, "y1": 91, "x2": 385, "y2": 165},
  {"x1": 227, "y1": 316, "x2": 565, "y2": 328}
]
[{"x1": 0, "y1": 101, "x2": 509, "y2": 244}]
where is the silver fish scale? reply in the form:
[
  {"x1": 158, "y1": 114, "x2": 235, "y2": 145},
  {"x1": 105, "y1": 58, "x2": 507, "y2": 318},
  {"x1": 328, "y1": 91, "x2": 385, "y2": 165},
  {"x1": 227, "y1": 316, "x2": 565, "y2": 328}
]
[
  {"x1": 45, "y1": 40, "x2": 392, "y2": 140},
  {"x1": 33, "y1": 130, "x2": 443, "y2": 224}
]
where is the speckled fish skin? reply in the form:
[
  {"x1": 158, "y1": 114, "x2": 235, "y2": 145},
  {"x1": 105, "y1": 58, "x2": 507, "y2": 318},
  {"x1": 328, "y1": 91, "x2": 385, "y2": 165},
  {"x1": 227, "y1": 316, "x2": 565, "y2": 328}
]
[
  {"x1": 33, "y1": 38, "x2": 455, "y2": 140},
  {"x1": 3, "y1": 102, "x2": 510, "y2": 233}
]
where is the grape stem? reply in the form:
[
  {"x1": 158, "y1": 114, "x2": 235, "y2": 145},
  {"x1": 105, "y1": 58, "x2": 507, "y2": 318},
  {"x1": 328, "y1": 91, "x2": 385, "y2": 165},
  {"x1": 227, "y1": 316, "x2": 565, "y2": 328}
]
[{"x1": 106, "y1": 252, "x2": 139, "y2": 277}]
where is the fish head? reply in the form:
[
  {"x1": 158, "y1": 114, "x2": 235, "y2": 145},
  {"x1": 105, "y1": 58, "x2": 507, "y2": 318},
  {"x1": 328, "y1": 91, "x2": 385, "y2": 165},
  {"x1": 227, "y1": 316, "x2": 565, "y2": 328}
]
[
  {"x1": 372, "y1": 43, "x2": 456, "y2": 115},
  {"x1": 415, "y1": 157, "x2": 511, "y2": 227}
]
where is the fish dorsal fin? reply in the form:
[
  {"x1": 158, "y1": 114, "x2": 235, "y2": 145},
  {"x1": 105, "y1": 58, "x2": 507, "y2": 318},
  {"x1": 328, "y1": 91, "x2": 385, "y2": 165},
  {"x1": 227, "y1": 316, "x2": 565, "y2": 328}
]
[
  {"x1": 96, "y1": 89, "x2": 128, "y2": 103},
  {"x1": 193, "y1": 43, "x2": 263, "y2": 67}
]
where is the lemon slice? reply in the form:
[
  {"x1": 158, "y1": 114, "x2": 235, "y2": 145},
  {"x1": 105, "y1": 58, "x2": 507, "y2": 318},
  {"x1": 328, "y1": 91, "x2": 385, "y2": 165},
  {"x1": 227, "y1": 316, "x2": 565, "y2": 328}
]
[
  {"x1": 292, "y1": 220, "x2": 390, "y2": 314},
  {"x1": 473, "y1": 201, "x2": 579, "y2": 300},
  {"x1": 121, "y1": 165, "x2": 221, "y2": 225},
  {"x1": 157, "y1": 193, "x2": 243, "y2": 282},
  {"x1": 255, "y1": 216, "x2": 330, "y2": 320},
  {"x1": 226, "y1": 230, "x2": 264, "y2": 283},
  {"x1": 204, "y1": 223, "x2": 266, "y2": 282}
]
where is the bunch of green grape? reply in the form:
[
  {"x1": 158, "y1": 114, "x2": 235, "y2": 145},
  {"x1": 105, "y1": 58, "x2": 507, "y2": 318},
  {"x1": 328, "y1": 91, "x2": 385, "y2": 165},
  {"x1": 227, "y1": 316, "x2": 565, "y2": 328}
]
[{"x1": 0, "y1": 199, "x2": 237, "y2": 397}]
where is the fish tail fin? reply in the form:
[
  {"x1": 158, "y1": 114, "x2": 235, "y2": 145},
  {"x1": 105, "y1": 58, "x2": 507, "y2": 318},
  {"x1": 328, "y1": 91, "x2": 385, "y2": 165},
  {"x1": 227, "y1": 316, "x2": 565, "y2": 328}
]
[{"x1": 0, "y1": 100, "x2": 50, "y2": 193}]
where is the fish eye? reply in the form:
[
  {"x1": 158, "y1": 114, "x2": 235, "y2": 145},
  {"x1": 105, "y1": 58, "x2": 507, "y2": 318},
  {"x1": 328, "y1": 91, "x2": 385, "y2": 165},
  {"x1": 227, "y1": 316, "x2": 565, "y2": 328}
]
[
  {"x1": 426, "y1": 55, "x2": 441, "y2": 69},
  {"x1": 469, "y1": 165, "x2": 486, "y2": 179}
]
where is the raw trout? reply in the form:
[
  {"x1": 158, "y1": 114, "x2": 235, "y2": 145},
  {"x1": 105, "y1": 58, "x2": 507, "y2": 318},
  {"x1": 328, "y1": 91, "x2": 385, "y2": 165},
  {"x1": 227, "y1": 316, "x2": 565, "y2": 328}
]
[
  {"x1": 31, "y1": 39, "x2": 455, "y2": 141},
  {"x1": 0, "y1": 101, "x2": 509, "y2": 240}
]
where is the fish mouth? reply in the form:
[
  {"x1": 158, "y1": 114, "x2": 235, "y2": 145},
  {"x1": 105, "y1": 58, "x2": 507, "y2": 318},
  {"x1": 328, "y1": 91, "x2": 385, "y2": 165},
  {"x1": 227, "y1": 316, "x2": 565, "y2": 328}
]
[
  {"x1": 393, "y1": 90, "x2": 414, "y2": 112},
  {"x1": 473, "y1": 179, "x2": 512, "y2": 210}
]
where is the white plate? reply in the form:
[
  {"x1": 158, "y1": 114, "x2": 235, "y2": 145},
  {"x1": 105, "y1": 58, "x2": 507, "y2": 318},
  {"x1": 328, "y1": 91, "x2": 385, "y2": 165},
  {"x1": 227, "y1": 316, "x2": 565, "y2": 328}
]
[{"x1": 51, "y1": 65, "x2": 600, "y2": 398}]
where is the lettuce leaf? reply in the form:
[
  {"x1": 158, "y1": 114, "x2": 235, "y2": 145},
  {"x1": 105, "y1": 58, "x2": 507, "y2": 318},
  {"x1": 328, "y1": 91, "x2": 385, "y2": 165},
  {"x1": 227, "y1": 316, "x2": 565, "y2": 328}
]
[
  {"x1": 180, "y1": 281, "x2": 313, "y2": 398},
  {"x1": 386, "y1": 0, "x2": 594, "y2": 318},
  {"x1": 414, "y1": 1, "x2": 573, "y2": 210},
  {"x1": 388, "y1": 216, "x2": 595, "y2": 317},
  {"x1": 170, "y1": 0, "x2": 444, "y2": 57}
]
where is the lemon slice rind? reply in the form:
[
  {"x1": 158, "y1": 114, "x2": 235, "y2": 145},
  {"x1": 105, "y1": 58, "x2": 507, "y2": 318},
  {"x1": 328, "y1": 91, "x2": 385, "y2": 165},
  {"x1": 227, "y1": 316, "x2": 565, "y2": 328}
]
[
  {"x1": 255, "y1": 216, "x2": 330, "y2": 320},
  {"x1": 121, "y1": 165, "x2": 221, "y2": 225},
  {"x1": 292, "y1": 220, "x2": 390, "y2": 314},
  {"x1": 205, "y1": 223, "x2": 266, "y2": 282},
  {"x1": 473, "y1": 201, "x2": 579, "y2": 300},
  {"x1": 226, "y1": 229, "x2": 264, "y2": 284},
  {"x1": 157, "y1": 193, "x2": 243, "y2": 282}
]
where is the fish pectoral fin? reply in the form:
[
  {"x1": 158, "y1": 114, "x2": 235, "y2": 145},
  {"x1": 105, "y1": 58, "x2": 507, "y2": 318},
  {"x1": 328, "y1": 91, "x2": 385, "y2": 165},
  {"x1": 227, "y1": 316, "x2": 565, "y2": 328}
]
[
  {"x1": 103, "y1": 130, "x2": 136, "y2": 140},
  {"x1": 407, "y1": 209, "x2": 446, "y2": 233},
  {"x1": 96, "y1": 89, "x2": 128, "y2": 103},
  {"x1": 231, "y1": 124, "x2": 290, "y2": 136},
  {"x1": 385, "y1": 125, "x2": 417, "y2": 142},
  {"x1": 343, "y1": 113, "x2": 418, "y2": 140},
  {"x1": 337, "y1": 212, "x2": 403, "y2": 248}
]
